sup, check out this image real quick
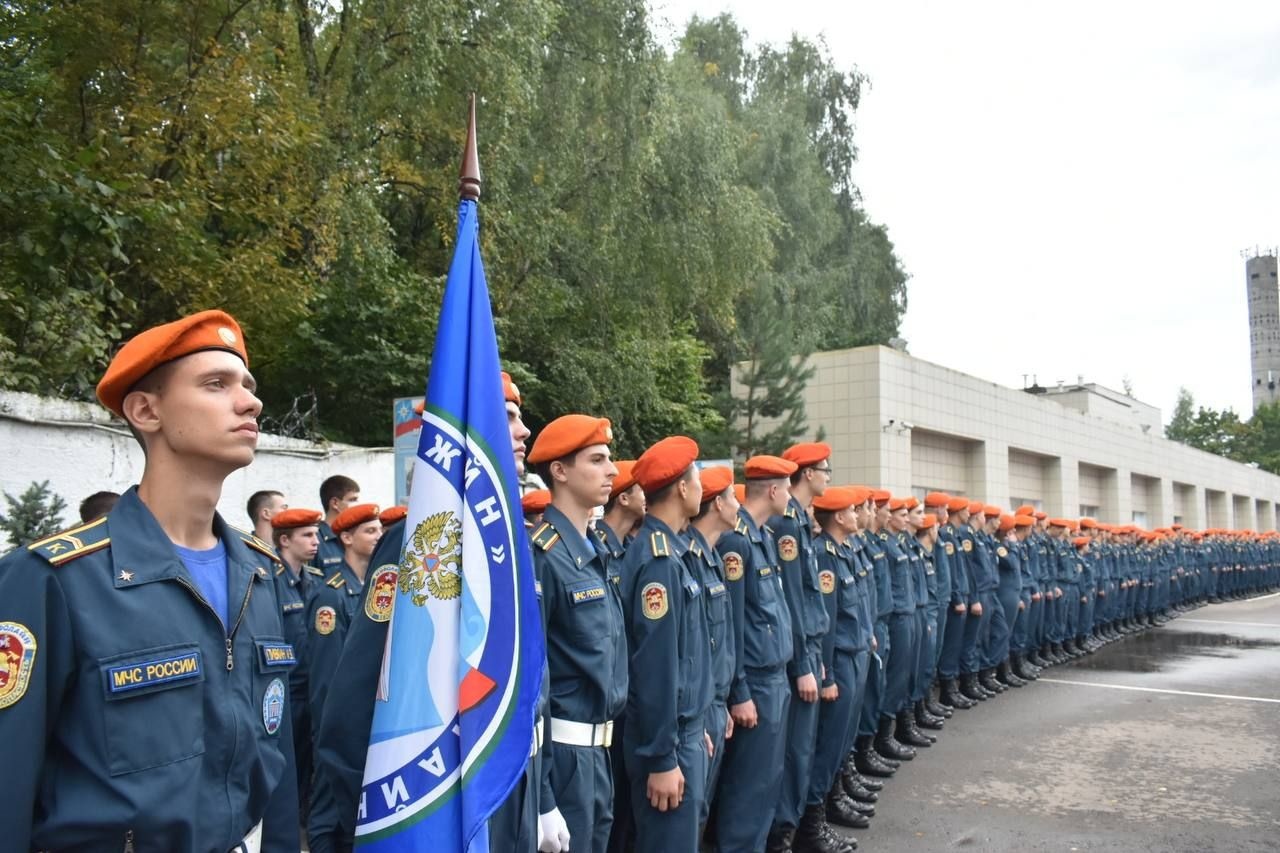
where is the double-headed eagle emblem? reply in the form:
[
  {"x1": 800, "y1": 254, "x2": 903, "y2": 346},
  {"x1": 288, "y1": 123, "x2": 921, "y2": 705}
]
[{"x1": 399, "y1": 511, "x2": 463, "y2": 605}]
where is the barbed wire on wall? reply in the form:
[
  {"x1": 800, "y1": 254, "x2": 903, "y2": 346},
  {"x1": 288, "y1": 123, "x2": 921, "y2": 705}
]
[{"x1": 260, "y1": 391, "x2": 322, "y2": 441}]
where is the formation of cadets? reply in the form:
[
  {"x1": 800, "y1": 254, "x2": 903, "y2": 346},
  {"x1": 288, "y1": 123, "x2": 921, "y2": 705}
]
[{"x1": 1, "y1": 309, "x2": 1278, "y2": 852}]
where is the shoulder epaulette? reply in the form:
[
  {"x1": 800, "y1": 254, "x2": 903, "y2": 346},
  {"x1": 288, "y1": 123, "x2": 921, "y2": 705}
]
[
  {"x1": 763, "y1": 524, "x2": 774, "y2": 536},
  {"x1": 879, "y1": 532, "x2": 889, "y2": 540},
  {"x1": 240, "y1": 533, "x2": 284, "y2": 565},
  {"x1": 531, "y1": 522, "x2": 560, "y2": 552},
  {"x1": 785, "y1": 506, "x2": 798, "y2": 519},
  {"x1": 326, "y1": 572, "x2": 347, "y2": 589},
  {"x1": 305, "y1": 565, "x2": 324, "y2": 576},
  {"x1": 651, "y1": 531, "x2": 669, "y2": 558},
  {"x1": 275, "y1": 565, "x2": 286, "y2": 577},
  {"x1": 825, "y1": 539, "x2": 837, "y2": 555},
  {"x1": 734, "y1": 518, "x2": 749, "y2": 535},
  {"x1": 28, "y1": 516, "x2": 110, "y2": 567},
  {"x1": 688, "y1": 538, "x2": 704, "y2": 558}
]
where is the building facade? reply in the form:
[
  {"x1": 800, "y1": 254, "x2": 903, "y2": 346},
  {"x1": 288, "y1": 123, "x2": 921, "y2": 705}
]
[{"x1": 735, "y1": 346, "x2": 1280, "y2": 530}]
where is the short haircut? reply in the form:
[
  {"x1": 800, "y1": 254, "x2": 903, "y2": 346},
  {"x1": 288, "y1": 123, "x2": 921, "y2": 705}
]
[
  {"x1": 320, "y1": 475, "x2": 360, "y2": 510},
  {"x1": 813, "y1": 508, "x2": 836, "y2": 529},
  {"x1": 79, "y1": 491, "x2": 120, "y2": 523},
  {"x1": 532, "y1": 452, "x2": 579, "y2": 495},
  {"x1": 643, "y1": 465, "x2": 695, "y2": 506},
  {"x1": 745, "y1": 479, "x2": 782, "y2": 501},
  {"x1": 247, "y1": 490, "x2": 283, "y2": 522}
]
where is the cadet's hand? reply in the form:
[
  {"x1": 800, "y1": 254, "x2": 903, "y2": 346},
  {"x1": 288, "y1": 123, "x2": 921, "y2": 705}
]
[
  {"x1": 538, "y1": 808, "x2": 571, "y2": 853},
  {"x1": 797, "y1": 672, "x2": 819, "y2": 703},
  {"x1": 725, "y1": 711, "x2": 735, "y2": 740},
  {"x1": 821, "y1": 683, "x2": 839, "y2": 702},
  {"x1": 1099, "y1": 590, "x2": 1106, "y2": 597},
  {"x1": 1032, "y1": 592, "x2": 1042, "y2": 602},
  {"x1": 971, "y1": 601, "x2": 983, "y2": 617},
  {"x1": 1081, "y1": 595, "x2": 1088, "y2": 604},
  {"x1": 872, "y1": 635, "x2": 879, "y2": 651},
  {"x1": 648, "y1": 766, "x2": 685, "y2": 812},
  {"x1": 705, "y1": 730, "x2": 715, "y2": 758},
  {"x1": 1017, "y1": 600, "x2": 1026, "y2": 611},
  {"x1": 954, "y1": 603, "x2": 966, "y2": 614},
  {"x1": 1054, "y1": 587, "x2": 1063, "y2": 599},
  {"x1": 730, "y1": 698, "x2": 758, "y2": 729}
]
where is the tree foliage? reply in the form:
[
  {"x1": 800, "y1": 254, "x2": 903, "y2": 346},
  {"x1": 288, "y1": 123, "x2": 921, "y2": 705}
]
[
  {"x1": 0, "y1": 481, "x2": 68, "y2": 548},
  {"x1": 0, "y1": 2, "x2": 908, "y2": 455},
  {"x1": 1165, "y1": 388, "x2": 1280, "y2": 475}
]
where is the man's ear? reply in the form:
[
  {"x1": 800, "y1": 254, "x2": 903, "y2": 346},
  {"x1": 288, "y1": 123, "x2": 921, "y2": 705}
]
[{"x1": 121, "y1": 389, "x2": 163, "y2": 439}]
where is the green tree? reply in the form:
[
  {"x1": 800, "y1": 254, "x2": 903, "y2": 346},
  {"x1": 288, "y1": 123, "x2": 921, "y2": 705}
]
[
  {"x1": 1166, "y1": 387, "x2": 1196, "y2": 443},
  {"x1": 0, "y1": 481, "x2": 69, "y2": 548}
]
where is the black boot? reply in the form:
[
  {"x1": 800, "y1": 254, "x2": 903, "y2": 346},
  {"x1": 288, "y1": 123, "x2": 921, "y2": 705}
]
[
  {"x1": 896, "y1": 710, "x2": 933, "y2": 747},
  {"x1": 766, "y1": 825, "x2": 794, "y2": 853},
  {"x1": 914, "y1": 699, "x2": 945, "y2": 730},
  {"x1": 996, "y1": 660, "x2": 1026, "y2": 688},
  {"x1": 825, "y1": 783, "x2": 872, "y2": 830},
  {"x1": 854, "y1": 736, "x2": 896, "y2": 777},
  {"x1": 941, "y1": 677, "x2": 976, "y2": 709},
  {"x1": 959, "y1": 673, "x2": 986, "y2": 701},
  {"x1": 1012, "y1": 653, "x2": 1039, "y2": 681},
  {"x1": 796, "y1": 803, "x2": 851, "y2": 852},
  {"x1": 840, "y1": 754, "x2": 879, "y2": 801},
  {"x1": 979, "y1": 667, "x2": 1004, "y2": 694},
  {"x1": 874, "y1": 716, "x2": 915, "y2": 761}
]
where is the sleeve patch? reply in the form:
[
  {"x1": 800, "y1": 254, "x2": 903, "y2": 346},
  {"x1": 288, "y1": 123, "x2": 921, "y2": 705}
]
[
  {"x1": 0, "y1": 622, "x2": 37, "y2": 708},
  {"x1": 365, "y1": 566, "x2": 399, "y2": 623},
  {"x1": 641, "y1": 582, "x2": 669, "y2": 620},
  {"x1": 314, "y1": 606, "x2": 337, "y2": 635},
  {"x1": 724, "y1": 552, "x2": 744, "y2": 581},
  {"x1": 819, "y1": 570, "x2": 836, "y2": 594},
  {"x1": 778, "y1": 535, "x2": 799, "y2": 561}
]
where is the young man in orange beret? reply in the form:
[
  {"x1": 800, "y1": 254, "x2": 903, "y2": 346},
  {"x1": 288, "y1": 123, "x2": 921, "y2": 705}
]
[
  {"x1": 305, "y1": 502, "x2": 382, "y2": 852},
  {"x1": 598, "y1": 460, "x2": 645, "y2": 563},
  {"x1": 851, "y1": 489, "x2": 903, "y2": 779},
  {"x1": 712, "y1": 456, "x2": 798, "y2": 853},
  {"x1": 880, "y1": 500, "x2": 932, "y2": 753},
  {"x1": 684, "y1": 466, "x2": 739, "y2": 841},
  {"x1": 526, "y1": 414, "x2": 626, "y2": 853},
  {"x1": 904, "y1": 500, "x2": 946, "y2": 735},
  {"x1": 988, "y1": 516, "x2": 1028, "y2": 689},
  {"x1": 0, "y1": 310, "x2": 300, "y2": 851},
  {"x1": 770, "y1": 442, "x2": 839, "y2": 852},
  {"x1": 619, "y1": 437, "x2": 711, "y2": 853},
  {"x1": 936, "y1": 498, "x2": 976, "y2": 709}
]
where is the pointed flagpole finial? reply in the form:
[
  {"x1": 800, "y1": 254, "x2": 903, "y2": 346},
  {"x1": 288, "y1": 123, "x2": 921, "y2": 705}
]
[{"x1": 459, "y1": 94, "x2": 481, "y2": 202}]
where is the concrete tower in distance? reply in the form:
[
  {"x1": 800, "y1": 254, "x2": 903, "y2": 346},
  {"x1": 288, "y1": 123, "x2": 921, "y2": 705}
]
[{"x1": 1247, "y1": 250, "x2": 1280, "y2": 411}]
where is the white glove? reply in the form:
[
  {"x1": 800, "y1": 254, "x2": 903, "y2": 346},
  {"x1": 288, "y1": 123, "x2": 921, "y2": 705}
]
[{"x1": 538, "y1": 808, "x2": 571, "y2": 852}]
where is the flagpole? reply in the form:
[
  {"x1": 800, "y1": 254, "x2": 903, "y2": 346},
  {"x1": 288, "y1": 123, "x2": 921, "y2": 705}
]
[{"x1": 460, "y1": 94, "x2": 481, "y2": 202}]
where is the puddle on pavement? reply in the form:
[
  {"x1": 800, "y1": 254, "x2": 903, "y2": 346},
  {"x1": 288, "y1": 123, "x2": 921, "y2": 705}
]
[{"x1": 1065, "y1": 630, "x2": 1280, "y2": 673}]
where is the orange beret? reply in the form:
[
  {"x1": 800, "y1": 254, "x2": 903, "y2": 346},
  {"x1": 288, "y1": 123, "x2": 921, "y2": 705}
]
[
  {"x1": 378, "y1": 505, "x2": 409, "y2": 526},
  {"x1": 1015, "y1": 504, "x2": 1036, "y2": 516},
  {"x1": 848, "y1": 486, "x2": 872, "y2": 506},
  {"x1": 527, "y1": 414, "x2": 612, "y2": 464},
  {"x1": 983, "y1": 504, "x2": 1001, "y2": 517},
  {"x1": 744, "y1": 455, "x2": 798, "y2": 480},
  {"x1": 1065, "y1": 520, "x2": 1079, "y2": 531},
  {"x1": 924, "y1": 492, "x2": 950, "y2": 508},
  {"x1": 1080, "y1": 518, "x2": 1098, "y2": 529},
  {"x1": 698, "y1": 466, "x2": 735, "y2": 503},
  {"x1": 97, "y1": 310, "x2": 248, "y2": 418},
  {"x1": 905, "y1": 497, "x2": 920, "y2": 510},
  {"x1": 812, "y1": 486, "x2": 858, "y2": 512},
  {"x1": 1034, "y1": 511, "x2": 1047, "y2": 520},
  {"x1": 1170, "y1": 523, "x2": 1184, "y2": 531},
  {"x1": 1014, "y1": 515, "x2": 1035, "y2": 528},
  {"x1": 947, "y1": 496, "x2": 970, "y2": 512},
  {"x1": 521, "y1": 489, "x2": 551, "y2": 514},
  {"x1": 271, "y1": 508, "x2": 323, "y2": 530},
  {"x1": 733, "y1": 484, "x2": 746, "y2": 504},
  {"x1": 889, "y1": 497, "x2": 909, "y2": 511},
  {"x1": 782, "y1": 442, "x2": 832, "y2": 469},
  {"x1": 633, "y1": 436, "x2": 699, "y2": 493},
  {"x1": 1073, "y1": 536, "x2": 1090, "y2": 549},
  {"x1": 610, "y1": 461, "x2": 638, "y2": 498},
  {"x1": 1048, "y1": 518, "x2": 1071, "y2": 528},
  {"x1": 333, "y1": 503, "x2": 381, "y2": 534},
  {"x1": 872, "y1": 489, "x2": 892, "y2": 504},
  {"x1": 916, "y1": 514, "x2": 938, "y2": 530},
  {"x1": 968, "y1": 501, "x2": 985, "y2": 515},
  {"x1": 998, "y1": 514, "x2": 1017, "y2": 533},
  {"x1": 500, "y1": 371, "x2": 522, "y2": 406}
]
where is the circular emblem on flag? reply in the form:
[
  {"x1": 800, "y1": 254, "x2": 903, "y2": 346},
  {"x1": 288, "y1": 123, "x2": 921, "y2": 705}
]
[
  {"x1": 723, "y1": 552, "x2": 744, "y2": 581},
  {"x1": 642, "y1": 582, "x2": 669, "y2": 620},
  {"x1": 365, "y1": 566, "x2": 399, "y2": 623},
  {"x1": 314, "y1": 605, "x2": 337, "y2": 636},
  {"x1": 997, "y1": 546, "x2": 1008, "y2": 558},
  {"x1": 262, "y1": 677, "x2": 285, "y2": 735},
  {"x1": 0, "y1": 622, "x2": 37, "y2": 710},
  {"x1": 819, "y1": 570, "x2": 836, "y2": 594},
  {"x1": 778, "y1": 535, "x2": 799, "y2": 562}
]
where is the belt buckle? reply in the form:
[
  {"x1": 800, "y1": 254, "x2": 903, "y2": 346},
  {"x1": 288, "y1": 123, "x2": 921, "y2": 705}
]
[{"x1": 600, "y1": 720, "x2": 614, "y2": 748}]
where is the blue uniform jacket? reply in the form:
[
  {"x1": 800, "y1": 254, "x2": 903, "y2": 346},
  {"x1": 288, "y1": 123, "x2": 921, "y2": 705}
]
[
  {"x1": 0, "y1": 487, "x2": 298, "y2": 852},
  {"x1": 315, "y1": 520, "x2": 345, "y2": 573},
  {"x1": 686, "y1": 526, "x2": 735, "y2": 704},
  {"x1": 305, "y1": 559, "x2": 364, "y2": 741},
  {"x1": 770, "y1": 498, "x2": 831, "y2": 679},
  {"x1": 880, "y1": 531, "x2": 916, "y2": 615}
]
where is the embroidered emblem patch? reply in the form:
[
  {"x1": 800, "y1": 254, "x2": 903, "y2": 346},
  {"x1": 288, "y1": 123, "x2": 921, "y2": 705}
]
[
  {"x1": 315, "y1": 606, "x2": 337, "y2": 636},
  {"x1": 962, "y1": 540, "x2": 973, "y2": 553},
  {"x1": 262, "y1": 678, "x2": 285, "y2": 735},
  {"x1": 819, "y1": 570, "x2": 836, "y2": 594},
  {"x1": 997, "y1": 546, "x2": 1008, "y2": 558},
  {"x1": 724, "y1": 552, "x2": 744, "y2": 581},
  {"x1": 0, "y1": 622, "x2": 36, "y2": 709},
  {"x1": 944, "y1": 542, "x2": 955, "y2": 556},
  {"x1": 366, "y1": 566, "x2": 399, "y2": 623},
  {"x1": 778, "y1": 536, "x2": 799, "y2": 561},
  {"x1": 641, "y1": 582, "x2": 669, "y2": 620}
]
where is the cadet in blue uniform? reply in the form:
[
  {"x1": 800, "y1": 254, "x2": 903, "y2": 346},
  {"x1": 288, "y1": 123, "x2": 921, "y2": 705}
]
[
  {"x1": 316, "y1": 475, "x2": 360, "y2": 572},
  {"x1": 0, "y1": 310, "x2": 298, "y2": 852},
  {"x1": 684, "y1": 466, "x2": 739, "y2": 839},
  {"x1": 906, "y1": 500, "x2": 946, "y2": 735},
  {"x1": 936, "y1": 497, "x2": 975, "y2": 709},
  {"x1": 990, "y1": 514, "x2": 1027, "y2": 688},
  {"x1": 270, "y1": 507, "x2": 326, "y2": 821},
  {"x1": 922, "y1": 493, "x2": 956, "y2": 718},
  {"x1": 862, "y1": 491, "x2": 913, "y2": 767},
  {"x1": 527, "y1": 414, "x2": 627, "y2": 853},
  {"x1": 306, "y1": 502, "x2": 382, "y2": 853},
  {"x1": 958, "y1": 503, "x2": 997, "y2": 701},
  {"x1": 880, "y1": 499, "x2": 926, "y2": 752},
  {"x1": 769, "y1": 442, "x2": 837, "y2": 852},
  {"x1": 621, "y1": 437, "x2": 713, "y2": 853},
  {"x1": 712, "y1": 455, "x2": 797, "y2": 853}
]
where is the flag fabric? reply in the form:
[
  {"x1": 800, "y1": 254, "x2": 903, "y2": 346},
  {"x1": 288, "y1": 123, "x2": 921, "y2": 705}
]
[{"x1": 355, "y1": 197, "x2": 544, "y2": 851}]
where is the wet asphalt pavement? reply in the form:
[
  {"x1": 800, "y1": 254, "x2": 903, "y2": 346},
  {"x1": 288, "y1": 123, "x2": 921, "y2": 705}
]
[{"x1": 842, "y1": 594, "x2": 1280, "y2": 852}]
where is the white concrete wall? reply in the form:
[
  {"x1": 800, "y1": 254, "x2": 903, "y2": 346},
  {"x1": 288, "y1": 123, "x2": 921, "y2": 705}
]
[{"x1": 0, "y1": 391, "x2": 395, "y2": 538}]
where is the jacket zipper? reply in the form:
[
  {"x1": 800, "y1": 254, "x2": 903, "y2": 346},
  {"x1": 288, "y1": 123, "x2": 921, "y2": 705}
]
[
  {"x1": 175, "y1": 575, "x2": 254, "y2": 670},
  {"x1": 123, "y1": 829, "x2": 134, "y2": 852}
]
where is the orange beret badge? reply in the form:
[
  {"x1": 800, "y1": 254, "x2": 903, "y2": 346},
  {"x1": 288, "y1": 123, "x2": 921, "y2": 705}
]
[
  {"x1": 642, "y1": 582, "x2": 669, "y2": 620},
  {"x1": 365, "y1": 566, "x2": 399, "y2": 623},
  {"x1": 0, "y1": 621, "x2": 37, "y2": 709},
  {"x1": 723, "y1": 552, "x2": 744, "y2": 582},
  {"x1": 314, "y1": 606, "x2": 337, "y2": 636}
]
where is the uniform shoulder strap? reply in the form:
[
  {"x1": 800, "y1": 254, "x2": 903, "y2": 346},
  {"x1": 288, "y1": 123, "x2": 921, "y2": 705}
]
[
  {"x1": 238, "y1": 531, "x2": 284, "y2": 565},
  {"x1": 651, "y1": 530, "x2": 669, "y2": 558},
  {"x1": 28, "y1": 517, "x2": 110, "y2": 567},
  {"x1": 531, "y1": 522, "x2": 560, "y2": 552},
  {"x1": 326, "y1": 572, "x2": 347, "y2": 589}
]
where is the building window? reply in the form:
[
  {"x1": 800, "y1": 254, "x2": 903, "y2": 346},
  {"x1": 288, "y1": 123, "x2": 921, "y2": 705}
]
[
  {"x1": 1080, "y1": 504, "x2": 1100, "y2": 517},
  {"x1": 1132, "y1": 511, "x2": 1148, "y2": 527}
]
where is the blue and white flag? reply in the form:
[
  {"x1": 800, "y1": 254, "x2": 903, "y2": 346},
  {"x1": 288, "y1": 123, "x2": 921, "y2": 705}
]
[{"x1": 355, "y1": 197, "x2": 544, "y2": 852}]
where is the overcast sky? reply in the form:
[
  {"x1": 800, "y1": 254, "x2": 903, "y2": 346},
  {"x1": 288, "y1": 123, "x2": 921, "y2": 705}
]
[{"x1": 651, "y1": 0, "x2": 1280, "y2": 422}]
